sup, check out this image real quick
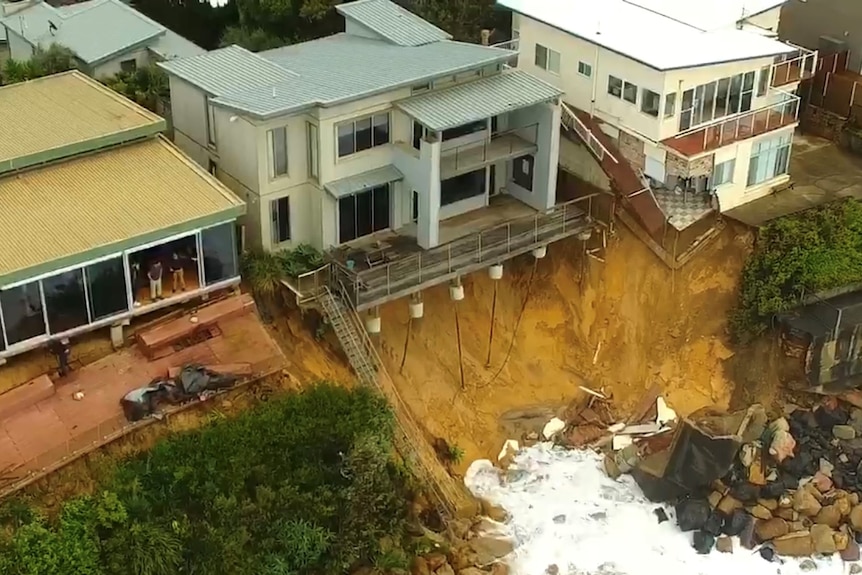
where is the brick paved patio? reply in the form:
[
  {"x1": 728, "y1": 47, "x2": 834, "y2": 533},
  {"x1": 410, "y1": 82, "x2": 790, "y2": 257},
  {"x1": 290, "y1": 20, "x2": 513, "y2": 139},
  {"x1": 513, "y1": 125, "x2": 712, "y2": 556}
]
[{"x1": 0, "y1": 309, "x2": 284, "y2": 486}]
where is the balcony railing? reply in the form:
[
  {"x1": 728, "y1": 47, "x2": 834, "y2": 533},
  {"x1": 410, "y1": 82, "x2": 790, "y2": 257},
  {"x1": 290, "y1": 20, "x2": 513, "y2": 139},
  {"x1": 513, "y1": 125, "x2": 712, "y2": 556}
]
[
  {"x1": 334, "y1": 194, "x2": 599, "y2": 310},
  {"x1": 490, "y1": 38, "x2": 519, "y2": 68},
  {"x1": 560, "y1": 102, "x2": 619, "y2": 164},
  {"x1": 772, "y1": 46, "x2": 818, "y2": 88},
  {"x1": 441, "y1": 123, "x2": 538, "y2": 176},
  {"x1": 665, "y1": 91, "x2": 800, "y2": 156}
]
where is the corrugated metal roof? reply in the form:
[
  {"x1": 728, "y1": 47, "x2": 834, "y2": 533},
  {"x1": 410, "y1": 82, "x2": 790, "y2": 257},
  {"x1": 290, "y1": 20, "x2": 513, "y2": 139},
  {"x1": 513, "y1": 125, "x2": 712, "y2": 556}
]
[
  {"x1": 324, "y1": 165, "x2": 404, "y2": 199},
  {"x1": 0, "y1": 0, "x2": 201, "y2": 64},
  {"x1": 161, "y1": 34, "x2": 514, "y2": 118},
  {"x1": 335, "y1": 0, "x2": 450, "y2": 47},
  {"x1": 149, "y1": 29, "x2": 206, "y2": 60},
  {"x1": 0, "y1": 137, "x2": 244, "y2": 281},
  {"x1": 396, "y1": 70, "x2": 563, "y2": 132},
  {"x1": 0, "y1": 71, "x2": 163, "y2": 169}
]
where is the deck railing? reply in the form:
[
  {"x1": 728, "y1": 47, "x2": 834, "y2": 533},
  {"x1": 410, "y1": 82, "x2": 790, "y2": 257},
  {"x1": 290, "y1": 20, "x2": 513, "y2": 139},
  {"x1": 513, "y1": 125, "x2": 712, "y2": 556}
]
[
  {"x1": 560, "y1": 102, "x2": 619, "y2": 164},
  {"x1": 281, "y1": 265, "x2": 330, "y2": 304},
  {"x1": 334, "y1": 194, "x2": 599, "y2": 310},
  {"x1": 772, "y1": 46, "x2": 818, "y2": 88},
  {"x1": 490, "y1": 38, "x2": 519, "y2": 67},
  {"x1": 672, "y1": 91, "x2": 800, "y2": 154},
  {"x1": 444, "y1": 123, "x2": 538, "y2": 174}
]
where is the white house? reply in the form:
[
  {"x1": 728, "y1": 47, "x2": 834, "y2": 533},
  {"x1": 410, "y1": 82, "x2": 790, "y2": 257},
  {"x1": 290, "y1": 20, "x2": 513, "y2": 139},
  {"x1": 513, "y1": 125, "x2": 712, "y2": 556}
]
[
  {"x1": 159, "y1": 0, "x2": 570, "y2": 258},
  {"x1": 497, "y1": 0, "x2": 817, "y2": 234},
  {"x1": 0, "y1": 0, "x2": 204, "y2": 78}
]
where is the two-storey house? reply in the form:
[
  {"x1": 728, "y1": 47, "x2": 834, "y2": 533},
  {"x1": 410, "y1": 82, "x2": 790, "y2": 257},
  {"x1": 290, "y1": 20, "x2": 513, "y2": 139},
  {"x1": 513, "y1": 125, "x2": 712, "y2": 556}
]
[
  {"x1": 160, "y1": 0, "x2": 600, "y2": 311},
  {"x1": 497, "y1": 0, "x2": 817, "y2": 236}
]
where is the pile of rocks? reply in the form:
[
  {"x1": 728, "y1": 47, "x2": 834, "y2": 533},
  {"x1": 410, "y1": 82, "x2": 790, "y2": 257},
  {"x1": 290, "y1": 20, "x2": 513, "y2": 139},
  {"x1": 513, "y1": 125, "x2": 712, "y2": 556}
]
[{"x1": 674, "y1": 399, "x2": 862, "y2": 562}]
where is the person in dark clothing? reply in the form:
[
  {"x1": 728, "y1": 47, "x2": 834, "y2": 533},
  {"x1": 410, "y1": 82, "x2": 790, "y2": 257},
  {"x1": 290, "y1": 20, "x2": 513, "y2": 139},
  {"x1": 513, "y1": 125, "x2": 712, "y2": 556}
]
[
  {"x1": 47, "y1": 339, "x2": 71, "y2": 377},
  {"x1": 148, "y1": 260, "x2": 164, "y2": 301}
]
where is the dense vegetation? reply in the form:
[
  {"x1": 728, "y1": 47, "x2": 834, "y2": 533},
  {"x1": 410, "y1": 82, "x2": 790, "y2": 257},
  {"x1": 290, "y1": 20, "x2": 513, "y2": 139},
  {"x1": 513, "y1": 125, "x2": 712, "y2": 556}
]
[
  {"x1": 0, "y1": 45, "x2": 77, "y2": 84},
  {"x1": 0, "y1": 384, "x2": 415, "y2": 575},
  {"x1": 730, "y1": 198, "x2": 862, "y2": 341},
  {"x1": 241, "y1": 244, "x2": 325, "y2": 299}
]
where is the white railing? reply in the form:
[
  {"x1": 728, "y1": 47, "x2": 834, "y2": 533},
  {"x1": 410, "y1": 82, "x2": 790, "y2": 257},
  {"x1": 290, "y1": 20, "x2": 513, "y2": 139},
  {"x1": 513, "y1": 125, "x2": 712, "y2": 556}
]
[
  {"x1": 443, "y1": 123, "x2": 538, "y2": 174},
  {"x1": 560, "y1": 102, "x2": 619, "y2": 164},
  {"x1": 772, "y1": 45, "x2": 818, "y2": 87},
  {"x1": 490, "y1": 38, "x2": 519, "y2": 68}
]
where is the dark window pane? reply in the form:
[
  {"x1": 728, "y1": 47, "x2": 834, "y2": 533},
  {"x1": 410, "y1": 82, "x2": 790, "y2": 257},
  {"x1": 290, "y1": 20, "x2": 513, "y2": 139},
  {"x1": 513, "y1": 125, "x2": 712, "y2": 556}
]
[
  {"x1": 441, "y1": 169, "x2": 486, "y2": 206},
  {"x1": 412, "y1": 122, "x2": 423, "y2": 150},
  {"x1": 412, "y1": 190, "x2": 419, "y2": 222},
  {"x1": 743, "y1": 71, "x2": 755, "y2": 91},
  {"x1": 337, "y1": 124, "x2": 354, "y2": 157},
  {"x1": 43, "y1": 269, "x2": 88, "y2": 334},
  {"x1": 741, "y1": 92, "x2": 753, "y2": 113},
  {"x1": 86, "y1": 257, "x2": 128, "y2": 321},
  {"x1": 372, "y1": 114, "x2": 389, "y2": 146},
  {"x1": 355, "y1": 118, "x2": 372, "y2": 152},
  {"x1": 442, "y1": 120, "x2": 486, "y2": 141},
  {"x1": 356, "y1": 189, "x2": 374, "y2": 237},
  {"x1": 513, "y1": 155, "x2": 534, "y2": 191},
  {"x1": 0, "y1": 281, "x2": 45, "y2": 346},
  {"x1": 372, "y1": 185, "x2": 390, "y2": 231},
  {"x1": 680, "y1": 110, "x2": 692, "y2": 131},
  {"x1": 202, "y1": 223, "x2": 239, "y2": 286},
  {"x1": 338, "y1": 196, "x2": 357, "y2": 243},
  {"x1": 682, "y1": 89, "x2": 693, "y2": 110},
  {"x1": 271, "y1": 197, "x2": 291, "y2": 244}
]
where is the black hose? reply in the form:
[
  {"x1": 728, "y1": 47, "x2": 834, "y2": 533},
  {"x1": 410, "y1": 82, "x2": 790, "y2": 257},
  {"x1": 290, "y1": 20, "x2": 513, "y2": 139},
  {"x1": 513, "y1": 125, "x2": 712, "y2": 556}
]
[
  {"x1": 455, "y1": 303, "x2": 466, "y2": 390},
  {"x1": 485, "y1": 282, "x2": 498, "y2": 367},
  {"x1": 399, "y1": 317, "x2": 412, "y2": 374}
]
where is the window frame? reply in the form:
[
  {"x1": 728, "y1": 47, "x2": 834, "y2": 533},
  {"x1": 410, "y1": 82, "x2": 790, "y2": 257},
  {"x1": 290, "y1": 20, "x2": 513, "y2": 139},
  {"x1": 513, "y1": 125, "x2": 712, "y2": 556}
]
[
  {"x1": 336, "y1": 112, "x2": 391, "y2": 159},
  {"x1": 622, "y1": 81, "x2": 638, "y2": 104},
  {"x1": 268, "y1": 126, "x2": 289, "y2": 179},
  {"x1": 337, "y1": 184, "x2": 391, "y2": 244},
  {"x1": 577, "y1": 61, "x2": 592, "y2": 78},
  {"x1": 640, "y1": 88, "x2": 660, "y2": 117},
  {"x1": 306, "y1": 122, "x2": 319, "y2": 182},
  {"x1": 607, "y1": 76, "x2": 623, "y2": 98},
  {"x1": 205, "y1": 96, "x2": 217, "y2": 148},
  {"x1": 270, "y1": 196, "x2": 291, "y2": 245},
  {"x1": 120, "y1": 58, "x2": 137, "y2": 73},
  {"x1": 664, "y1": 93, "x2": 677, "y2": 118},
  {"x1": 757, "y1": 65, "x2": 770, "y2": 97},
  {"x1": 747, "y1": 134, "x2": 792, "y2": 187},
  {"x1": 535, "y1": 43, "x2": 560, "y2": 74},
  {"x1": 711, "y1": 159, "x2": 736, "y2": 187}
]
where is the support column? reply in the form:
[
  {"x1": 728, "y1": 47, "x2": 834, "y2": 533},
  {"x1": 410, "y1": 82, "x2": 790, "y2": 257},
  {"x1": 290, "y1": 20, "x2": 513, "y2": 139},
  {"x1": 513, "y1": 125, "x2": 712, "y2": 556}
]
[
  {"x1": 544, "y1": 101, "x2": 563, "y2": 209},
  {"x1": 417, "y1": 133, "x2": 441, "y2": 249},
  {"x1": 110, "y1": 323, "x2": 124, "y2": 349}
]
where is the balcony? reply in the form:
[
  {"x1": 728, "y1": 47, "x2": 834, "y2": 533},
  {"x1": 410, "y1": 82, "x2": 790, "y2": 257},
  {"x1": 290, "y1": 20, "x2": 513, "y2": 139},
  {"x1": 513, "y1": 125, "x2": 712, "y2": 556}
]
[
  {"x1": 440, "y1": 124, "x2": 538, "y2": 178},
  {"x1": 662, "y1": 92, "x2": 800, "y2": 157},
  {"x1": 772, "y1": 47, "x2": 818, "y2": 88}
]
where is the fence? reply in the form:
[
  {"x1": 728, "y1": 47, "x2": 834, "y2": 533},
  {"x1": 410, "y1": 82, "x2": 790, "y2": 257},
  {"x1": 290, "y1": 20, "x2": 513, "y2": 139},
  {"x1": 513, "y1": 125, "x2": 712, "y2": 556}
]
[
  {"x1": 561, "y1": 102, "x2": 619, "y2": 164},
  {"x1": 806, "y1": 51, "x2": 862, "y2": 120}
]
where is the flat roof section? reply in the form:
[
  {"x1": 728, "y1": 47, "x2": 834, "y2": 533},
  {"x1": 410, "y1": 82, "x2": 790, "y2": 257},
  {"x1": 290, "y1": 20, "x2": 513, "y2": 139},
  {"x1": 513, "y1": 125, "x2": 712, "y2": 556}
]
[
  {"x1": 0, "y1": 136, "x2": 245, "y2": 286},
  {"x1": 0, "y1": 71, "x2": 166, "y2": 175}
]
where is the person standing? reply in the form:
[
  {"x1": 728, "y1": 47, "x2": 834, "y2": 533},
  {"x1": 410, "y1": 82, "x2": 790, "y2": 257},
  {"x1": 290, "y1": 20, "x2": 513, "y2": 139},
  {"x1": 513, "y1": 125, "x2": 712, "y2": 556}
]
[
  {"x1": 170, "y1": 252, "x2": 186, "y2": 293},
  {"x1": 148, "y1": 260, "x2": 163, "y2": 301},
  {"x1": 48, "y1": 339, "x2": 71, "y2": 377}
]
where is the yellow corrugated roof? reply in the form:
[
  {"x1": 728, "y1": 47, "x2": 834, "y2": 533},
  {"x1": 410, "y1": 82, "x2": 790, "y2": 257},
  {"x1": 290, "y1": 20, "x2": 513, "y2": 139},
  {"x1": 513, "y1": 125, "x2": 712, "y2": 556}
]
[
  {"x1": 0, "y1": 136, "x2": 245, "y2": 279},
  {"x1": 0, "y1": 70, "x2": 163, "y2": 167}
]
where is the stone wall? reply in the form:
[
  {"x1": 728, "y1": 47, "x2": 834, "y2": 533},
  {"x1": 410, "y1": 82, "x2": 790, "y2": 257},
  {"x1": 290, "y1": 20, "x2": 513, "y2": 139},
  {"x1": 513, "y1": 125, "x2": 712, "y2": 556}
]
[
  {"x1": 801, "y1": 105, "x2": 848, "y2": 142},
  {"x1": 618, "y1": 130, "x2": 646, "y2": 173},
  {"x1": 666, "y1": 152, "x2": 714, "y2": 179}
]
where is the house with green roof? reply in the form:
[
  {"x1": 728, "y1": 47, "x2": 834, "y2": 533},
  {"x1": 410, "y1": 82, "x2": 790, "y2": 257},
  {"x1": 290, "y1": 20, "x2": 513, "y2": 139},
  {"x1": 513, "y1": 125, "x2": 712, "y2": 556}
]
[
  {"x1": 0, "y1": 70, "x2": 245, "y2": 363},
  {"x1": 0, "y1": 0, "x2": 204, "y2": 78},
  {"x1": 160, "y1": 0, "x2": 599, "y2": 312}
]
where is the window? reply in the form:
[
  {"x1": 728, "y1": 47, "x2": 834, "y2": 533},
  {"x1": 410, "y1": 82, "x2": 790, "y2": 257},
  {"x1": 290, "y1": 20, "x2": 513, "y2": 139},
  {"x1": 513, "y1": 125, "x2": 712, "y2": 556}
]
[
  {"x1": 757, "y1": 65, "x2": 770, "y2": 97},
  {"x1": 608, "y1": 76, "x2": 623, "y2": 98},
  {"x1": 641, "y1": 88, "x2": 660, "y2": 117},
  {"x1": 337, "y1": 113, "x2": 390, "y2": 158},
  {"x1": 577, "y1": 61, "x2": 592, "y2": 78},
  {"x1": 338, "y1": 185, "x2": 391, "y2": 243},
  {"x1": 513, "y1": 155, "x2": 534, "y2": 191},
  {"x1": 664, "y1": 93, "x2": 677, "y2": 118},
  {"x1": 442, "y1": 120, "x2": 486, "y2": 141},
  {"x1": 307, "y1": 123, "x2": 319, "y2": 181},
  {"x1": 623, "y1": 81, "x2": 638, "y2": 104},
  {"x1": 85, "y1": 257, "x2": 128, "y2": 321},
  {"x1": 42, "y1": 269, "x2": 89, "y2": 334},
  {"x1": 748, "y1": 134, "x2": 792, "y2": 187},
  {"x1": 412, "y1": 190, "x2": 419, "y2": 223},
  {"x1": 0, "y1": 281, "x2": 45, "y2": 346},
  {"x1": 534, "y1": 44, "x2": 560, "y2": 74},
  {"x1": 710, "y1": 159, "x2": 735, "y2": 187},
  {"x1": 201, "y1": 223, "x2": 239, "y2": 286},
  {"x1": 440, "y1": 169, "x2": 485, "y2": 206},
  {"x1": 206, "y1": 96, "x2": 217, "y2": 147},
  {"x1": 208, "y1": 159, "x2": 217, "y2": 176},
  {"x1": 679, "y1": 71, "x2": 758, "y2": 132},
  {"x1": 269, "y1": 126, "x2": 288, "y2": 177},
  {"x1": 120, "y1": 59, "x2": 136, "y2": 73},
  {"x1": 412, "y1": 121, "x2": 424, "y2": 150},
  {"x1": 270, "y1": 196, "x2": 291, "y2": 245},
  {"x1": 411, "y1": 83, "x2": 431, "y2": 94}
]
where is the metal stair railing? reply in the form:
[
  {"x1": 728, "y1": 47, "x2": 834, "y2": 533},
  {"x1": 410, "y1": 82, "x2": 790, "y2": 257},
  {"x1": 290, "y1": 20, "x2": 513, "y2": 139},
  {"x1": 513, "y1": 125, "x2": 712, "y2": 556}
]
[{"x1": 318, "y1": 287, "x2": 378, "y2": 385}]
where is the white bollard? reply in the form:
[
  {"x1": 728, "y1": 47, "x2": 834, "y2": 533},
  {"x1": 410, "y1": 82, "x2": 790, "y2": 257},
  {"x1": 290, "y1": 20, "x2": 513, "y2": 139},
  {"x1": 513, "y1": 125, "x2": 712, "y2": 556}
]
[
  {"x1": 409, "y1": 300, "x2": 424, "y2": 319},
  {"x1": 365, "y1": 314, "x2": 382, "y2": 334},
  {"x1": 449, "y1": 284, "x2": 465, "y2": 301},
  {"x1": 532, "y1": 245, "x2": 547, "y2": 259},
  {"x1": 488, "y1": 263, "x2": 504, "y2": 280}
]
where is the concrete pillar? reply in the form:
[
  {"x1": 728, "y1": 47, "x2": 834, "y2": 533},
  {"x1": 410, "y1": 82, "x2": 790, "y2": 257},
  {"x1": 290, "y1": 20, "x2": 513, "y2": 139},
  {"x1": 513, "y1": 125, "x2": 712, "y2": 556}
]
[
  {"x1": 110, "y1": 323, "x2": 124, "y2": 349},
  {"x1": 545, "y1": 101, "x2": 563, "y2": 208},
  {"x1": 417, "y1": 134, "x2": 442, "y2": 249}
]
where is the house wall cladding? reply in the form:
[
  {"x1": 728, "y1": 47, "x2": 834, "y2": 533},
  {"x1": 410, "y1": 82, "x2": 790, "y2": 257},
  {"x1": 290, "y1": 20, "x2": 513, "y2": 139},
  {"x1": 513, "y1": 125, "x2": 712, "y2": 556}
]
[{"x1": 665, "y1": 152, "x2": 714, "y2": 178}]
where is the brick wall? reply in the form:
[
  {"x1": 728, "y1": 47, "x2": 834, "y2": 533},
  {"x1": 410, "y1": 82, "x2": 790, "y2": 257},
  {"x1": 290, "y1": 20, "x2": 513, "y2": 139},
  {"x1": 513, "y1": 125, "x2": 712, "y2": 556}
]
[{"x1": 665, "y1": 152, "x2": 714, "y2": 178}]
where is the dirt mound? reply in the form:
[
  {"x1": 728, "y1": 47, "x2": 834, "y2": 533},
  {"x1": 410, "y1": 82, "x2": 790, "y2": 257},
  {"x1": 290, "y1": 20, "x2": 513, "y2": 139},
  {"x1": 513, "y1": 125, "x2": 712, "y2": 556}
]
[{"x1": 376, "y1": 222, "x2": 784, "y2": 471}]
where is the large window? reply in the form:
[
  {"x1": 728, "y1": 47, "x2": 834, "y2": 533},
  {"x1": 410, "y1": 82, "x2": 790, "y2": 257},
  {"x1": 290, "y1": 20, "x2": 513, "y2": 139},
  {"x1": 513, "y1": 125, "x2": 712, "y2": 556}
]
[
  {"x1": 710, "y1": 159, "x2": 736, "y2": 188},
  {"x1": 442, "y1": 120, "x2": 486, "y2": 142},
  {"x1": 534, "y1": 44, "x2": 560, "y2": 74},
  {"x1": 307, "y1": 123, "x2": 319, "y2": 181},
  {"x1": 0, "y1": 282, "x2": 45, "y2": 346},
  {"x1": 86, "y1": 257, "x2": 128, "y2": 321},
  {"x1": 757, "y1": 66, "x2": 770, "y2": 97},
  {"x1": 441, "y1": 169, "x2": 485, "y2": 206},
  {"x1": 680, "y1": 71, "x2": 756, "y2": 131},
  {"x1": 206, "y1": 96, "x2": 217, "y2": 147},
  {"x1": 270, "y1": 126, "x2": 288, "y2": 177},
  {"x1": 338, "y1": 185, "x2": 391, "y2": 243},
  {"x1": 748, "y1": 134, "x2": 792, "y2": 187},
  {"x1": 42, "y1": 269, "x2": 88, "y2": 334},
  {"x1": 202, "y1": 223, "x2": 239, "y2": 286},
  {"x1": 641, "y1": 88, "x2": 660, "y2": 117},
  {"x1": 337, "y1": 113, "x2": 390, "y2": 158},
  {"x1": 271, "y1": 196, "x2": 291, "y2": 245}
]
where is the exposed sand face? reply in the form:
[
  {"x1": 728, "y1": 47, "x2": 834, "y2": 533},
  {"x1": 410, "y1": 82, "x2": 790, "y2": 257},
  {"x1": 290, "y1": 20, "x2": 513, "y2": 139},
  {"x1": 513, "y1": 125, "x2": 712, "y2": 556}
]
[{"x1": 376, "y1": 222, "x2": 775, "y2": 471}]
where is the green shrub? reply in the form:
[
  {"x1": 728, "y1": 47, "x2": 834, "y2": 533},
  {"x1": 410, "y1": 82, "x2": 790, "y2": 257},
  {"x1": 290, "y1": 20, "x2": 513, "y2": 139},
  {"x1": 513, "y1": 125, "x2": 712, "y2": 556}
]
[{"x1": 730, "y1": 199, "x2": 862, "y2": 341}]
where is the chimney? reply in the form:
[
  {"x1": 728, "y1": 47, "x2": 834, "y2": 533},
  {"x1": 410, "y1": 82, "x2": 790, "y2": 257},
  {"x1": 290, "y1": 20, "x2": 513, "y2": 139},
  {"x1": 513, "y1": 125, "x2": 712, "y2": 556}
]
[{"x1": 480, "y1": 29, "x2": 490, "y2": 46}]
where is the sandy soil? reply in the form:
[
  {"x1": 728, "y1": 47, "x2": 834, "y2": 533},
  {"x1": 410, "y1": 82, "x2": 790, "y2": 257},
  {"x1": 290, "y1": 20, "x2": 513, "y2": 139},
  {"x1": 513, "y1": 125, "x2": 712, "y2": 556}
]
[{"x1": 374, "y1": 221, "x2": 791, "y2": 472}]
